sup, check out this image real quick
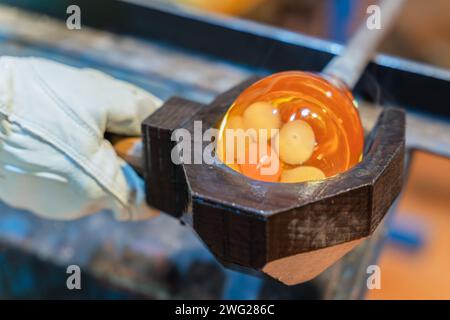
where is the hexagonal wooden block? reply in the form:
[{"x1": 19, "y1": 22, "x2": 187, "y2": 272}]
[{"x1": 142, "y1": 78, "x2": 405, "y2": 285}]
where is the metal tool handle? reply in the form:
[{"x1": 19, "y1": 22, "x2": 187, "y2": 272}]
[{"x1": 323, "y1": 0, "x2": 407, "y2": 89}]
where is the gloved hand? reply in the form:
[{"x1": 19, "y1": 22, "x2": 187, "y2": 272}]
[{"x1": 0, "y1": 56, "x2": 162, "y2": 220}]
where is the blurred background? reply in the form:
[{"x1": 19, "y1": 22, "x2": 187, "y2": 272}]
[
  {"x1": 0, "y1": 0, "x2": 449, "y2": 300},
  {"x1": 172, "y1": 0, "x2": 450, "y2": 69}
]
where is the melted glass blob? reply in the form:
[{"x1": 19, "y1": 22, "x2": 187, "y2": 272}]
[{"x1": 217, "y1": 71, "x2": 364, "y2": 183}]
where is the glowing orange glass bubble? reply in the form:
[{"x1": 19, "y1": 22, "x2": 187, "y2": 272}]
[
  {"x1": 240, "y1": 141, "x2": 281, "y2": 183},
  {"x1": 217, "y1": 71, "x2": 364, "y2": 183}
]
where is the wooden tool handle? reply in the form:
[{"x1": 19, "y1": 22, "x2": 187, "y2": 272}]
[
  {"x1": 323, "y1": 0, "x2": 407, "y2": 89},
  {"x1": 108, "y1": 134, "x2": 144, "y2": 175}
]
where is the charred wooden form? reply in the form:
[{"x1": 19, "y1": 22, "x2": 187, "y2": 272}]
[{"x1": 142, "y1": 78, "x2": 405, "y2": 285}]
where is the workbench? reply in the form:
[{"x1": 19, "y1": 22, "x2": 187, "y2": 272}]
[{"x1": 0, "y1": 1, "x2": 448, "y2": 299}]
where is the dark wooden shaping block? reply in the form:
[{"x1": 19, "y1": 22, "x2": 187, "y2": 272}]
[
  {"x1": 142, "y1": 78, "x2": 405, "y2": 285},
  {"x1": 142, "y1": 97, "x2": 204, "y2": 216}
]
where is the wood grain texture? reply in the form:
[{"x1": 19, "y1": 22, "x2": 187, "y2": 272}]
[
  {"x1": 263, "y1": 238, "x2": 364, "y2": 285},
  {"x1": 142, "y1": 78, "x2": 406, "y2": 284},
  {"x1": 142, "y1": 97, "x2": 204, "y2": 217}
]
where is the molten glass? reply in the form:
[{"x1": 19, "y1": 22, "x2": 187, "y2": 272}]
[{"x1": 217, "y1": 71, "x2": 364, "y2": 183}]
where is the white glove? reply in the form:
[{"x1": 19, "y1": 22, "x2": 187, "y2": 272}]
[{"x1": 0, "y1": 56, "x2": 162, "y2": 220}]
